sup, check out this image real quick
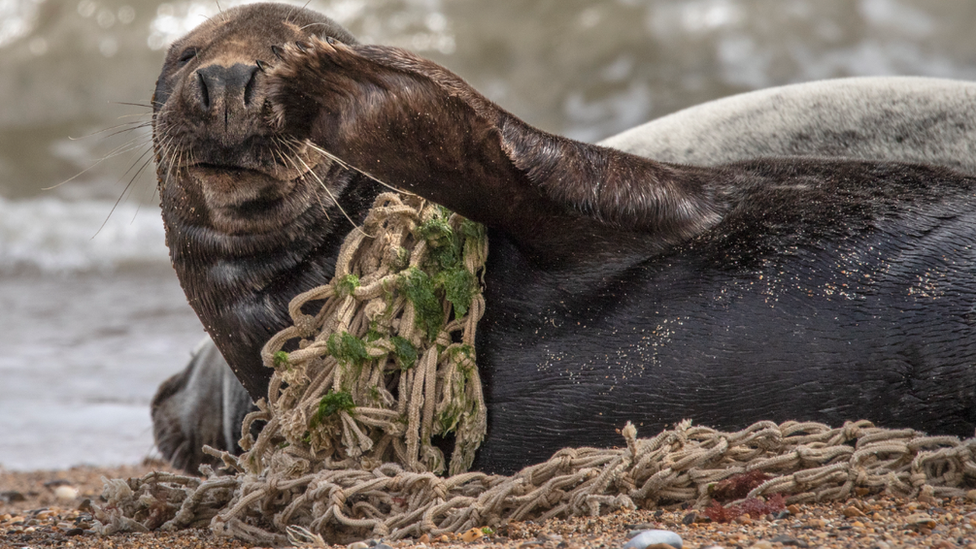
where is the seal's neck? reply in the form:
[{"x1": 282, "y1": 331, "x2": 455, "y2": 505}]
[{"x1": 160, "y1": 166, "x2": 379, "y2": 399}]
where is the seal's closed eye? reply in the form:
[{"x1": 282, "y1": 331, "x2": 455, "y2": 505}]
[{"x1": 177, "y1": 47, "x2": 198, "y2": 66}]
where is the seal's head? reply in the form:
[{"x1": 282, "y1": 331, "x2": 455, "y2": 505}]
[
  {"x1": 153, "y1": 2, "x2": 358, "y2": 234},
  {"x1": 153, "y1": 3, "x2": 377, "y2": 400}
]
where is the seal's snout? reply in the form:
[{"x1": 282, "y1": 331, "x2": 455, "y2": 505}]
[{"x1": 192, "y1": 62, "x2": 262, "y2": 118}]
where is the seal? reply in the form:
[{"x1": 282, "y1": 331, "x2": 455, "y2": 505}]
[{"x1": 152, "y1": 3, "x2": 976, "y2": 474}]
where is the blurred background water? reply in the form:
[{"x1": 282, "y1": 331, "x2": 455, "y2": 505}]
[{"x1": 1, "y1": 0, "x2": 975, "y2": 471}]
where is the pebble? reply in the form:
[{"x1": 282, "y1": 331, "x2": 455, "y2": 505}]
[
  {"x1": 462, "y1": 527, "x2": 486, "y2": 542},
  {"x1": 348, "y1": 542, "x2": 369, "y2": 549},
  {"x1": 623, "y1": 529, "x2": 682, "y2": 549},
  {"x1": 767, "y1": 535, "x2": 808, "y2": 548},
  {"x1": 0, "y1": 490, "x2": 26, "y2": 503},
  {"x1": 748, "y1": 542, "x2": 773, "y2": 549},
  {"x1": 906, "y1": 512, "x2": 936, "y2": 530},
  {"x1": 54, "y1": 485, "x2": 79, "y2": 500}
]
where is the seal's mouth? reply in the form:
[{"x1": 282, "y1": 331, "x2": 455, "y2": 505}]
[
  {"x1": 189, "y1": 158, "x2": 315, "y2": 184},
  {"x1": 180, "y1": 158, "x2": 324, "y2": 235},
  {"x1": 188, "y1": 163, "x2": 305, "y2": 204}
]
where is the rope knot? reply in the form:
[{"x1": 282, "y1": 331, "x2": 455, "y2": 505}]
[
  {"x1": 293, "y1": 313, "x2": 316, "y2": 337},
  {"x1": 431, "y1": 479, "x2": 449, "y2": 501},
  {"x1": 330, "y1": 487, "x2": 347, "y2": 508}
]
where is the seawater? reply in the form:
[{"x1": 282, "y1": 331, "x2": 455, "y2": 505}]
[
  {"x1": 1, "y1": 0, "x2": 974, "y2": 470},
  {"x1": 0, "y1": 199, "x2": 203, "y2": 470}
]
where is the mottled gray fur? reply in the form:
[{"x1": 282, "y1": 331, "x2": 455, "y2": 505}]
[{"x1": 602, "y1": 76, "x2": 976, "y2": 174}]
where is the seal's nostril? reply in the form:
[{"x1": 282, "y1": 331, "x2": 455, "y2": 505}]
[
  {"x1": 197, "y1": 71, "x2": 211, "y2": 111},
  {"x1": 243, "y1": 65, "x2": 260, "y2": 107}
]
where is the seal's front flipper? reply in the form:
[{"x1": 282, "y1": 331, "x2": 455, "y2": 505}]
[{"x1": 267, "y1": 40, "x2": 724, "y2": 261}]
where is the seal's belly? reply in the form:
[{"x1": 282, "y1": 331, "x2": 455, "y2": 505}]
[{"x1": 473, "y1": 218, "x2": 976, "y2": 473}]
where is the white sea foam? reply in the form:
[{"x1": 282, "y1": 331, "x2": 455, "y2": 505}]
[{"x1": 0, "y1": 196, "x2": 169, "y2": 273}]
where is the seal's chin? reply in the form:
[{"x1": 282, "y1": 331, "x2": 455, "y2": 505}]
[{"x1": 188, "y1": 161, "x2": 322, "y2": 235}]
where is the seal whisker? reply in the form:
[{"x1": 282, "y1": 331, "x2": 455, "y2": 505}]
[
  {"x1": 284, "y1": 144, "x2": 372, "y2": 237},
  {"x1": 277, "y1": 143, "x2": 331, "y2": 208},
  {"x1": 68, "y1": 119, "x2": 151, "y2": 141},
  {"x1": 44, "y1": 133, "x2": 153, "y2": 191},
  {"x1": 134, "y1": 156, "x2": 162, "y2": 207},
  {"x1": 173, "y1": 145, "x2": 193, "y2": 189},
  {"x1": 124, "y1": 146, "x2": 159, "y2": 195},
  {"x1": 102, "y1": 123, "x2": 154, "y2": 141},
  {"x1": 158, "y1": 134, "x2": 186, "y2": 193},
  {"x1": 112, "y1": 101, "x2": 154, "y2": 110},
  {"x1": 92, "y1": 168, "x2": 144, "y2": 239},
  {"x1": 302, "y1": 140, "x2": 404, "y2": 194},
  {"x1": 90, "y1": 138, "x2": 163, "y2": 236},
  {"x1": 299, "y1": 22, "x2": 343, "y2": 39}
]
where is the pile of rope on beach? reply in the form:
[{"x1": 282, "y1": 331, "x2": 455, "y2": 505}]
[{"x1": 93, "y1": 193, "x2": 976, "y2": 545}]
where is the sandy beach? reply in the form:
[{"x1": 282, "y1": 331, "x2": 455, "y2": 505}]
[{"x1": 2, "y1": 461, "x2": 974, "y2": 549}]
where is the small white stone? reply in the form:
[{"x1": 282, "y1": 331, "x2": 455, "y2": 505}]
[
  {"x1": 54, "y1": 486, "x2": 79, "y2": 501},
  {"x1": 348, "y1": 542, "x2": 369, "y2": 549},
  {"x1": 623, "y1": 529, "x2": 682, "y2": 549}
]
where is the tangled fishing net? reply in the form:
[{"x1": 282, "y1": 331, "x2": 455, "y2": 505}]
[{"x1": 94, "y1": 193, "x2": 976, "y2": 544}]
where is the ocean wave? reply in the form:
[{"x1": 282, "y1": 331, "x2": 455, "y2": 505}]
[{"x1": 0, "y1": 196, "x2": 169, "y2": 273}]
